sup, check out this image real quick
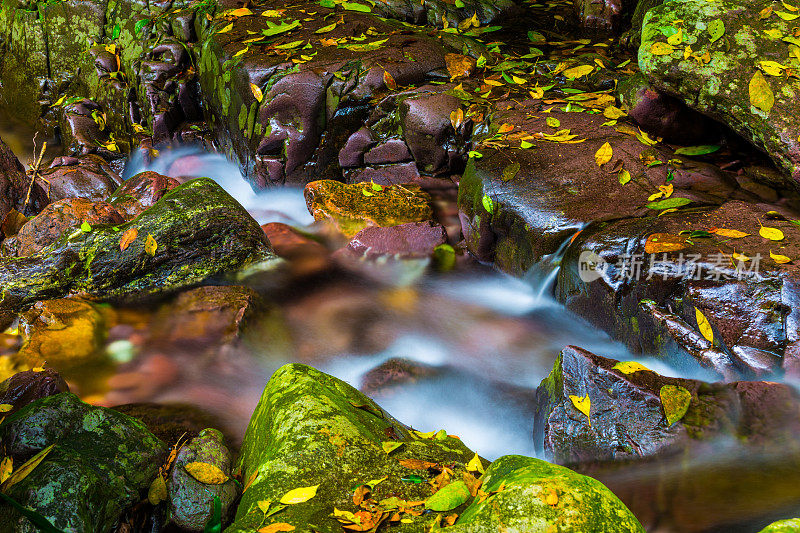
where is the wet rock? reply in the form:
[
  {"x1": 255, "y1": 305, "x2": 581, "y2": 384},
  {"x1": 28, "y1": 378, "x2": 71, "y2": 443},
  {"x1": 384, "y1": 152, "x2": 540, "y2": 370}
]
[
  {"x1": 343, "y1": 221, "x2": 447, "y2": 260},
  {"x1": 13, "y1": 197, "x2": 125, "y2": 256},
  {"x1": 575, "y1": 0, "x2": 623, "y2": 32},
  {"x1": 0, "y1": 178, "x2": 276, "y2": 316},
  {"x1": 42, "y1": 154, "x2": 123, "y2": 202},
  {"x1": 261, "y1": 222, "x2": 331, "y2": 277},
  {"x1": 639, "y1": 0, "x2": 800, "y2": 187},
  {"x1": 448, "y1": 455, "x2": 644, "y2": 532},
  {"x1": 14, "y1": 298, "x2": 110, "y2": 370},
  {"x1": 227, "y1": 363, "x2": 479, "y2": 532},
  {"x1": 617, "y1": 73, "x2": 719, "y2": 144},
  {"x1": 759, "y1": 519, "x2": 800, "y2": 532},
  {"x1": 168, "y1": 428, "x2": 239, "y2": 531},
  {"x1": 0, "y1": 392, "x2": 166, "y2": 532},
  {"x1": 0, "y1": 137, "x2": 46, "y2": 221},
  {"x1": 107, "y1": 170, "x2": 182, "y2": 220},
  {"x1": 147, "y1": 285, "x2": 261, "y2": 355},
  {"x1": 0, "y1": 369, "x2": 69, "y2": 417},
  {"x1": 534, "y1": 346, "x2": 800, "y2": 464},
  {"x1": 305, "y1": 179, "x2": 433, "y2": 237},
  {"x1": 359, "y1": 357, "x2": 440, "y2": 396},
  {"x1": 112, "y1": 402, "x2": 231, "y2": 447}
]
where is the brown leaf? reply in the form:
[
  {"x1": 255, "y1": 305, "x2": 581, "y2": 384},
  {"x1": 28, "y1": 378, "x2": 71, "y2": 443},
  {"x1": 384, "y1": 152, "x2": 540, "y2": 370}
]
[
  {"x1": 383, "y1": 70, "x2": 397, "y2": 90},
  {"x1": 1, "y1": 209, "x2": 28, "y2": 238},
  {"x1": 258, "y1": 524, "x2": 295, "y2": 533},
  {"x1": 644, "y1": 233, "x2": 688, "y2": 254},
  {"x1": 353, "y1": 484, "x2": 370, "y2": 506},
  {"x1": 462, "y1": 471, "x2": 482, "y2": 496},
  {"x1": 398, "y1": 458, "x2": 438, "y2": 470},
  {"x1": 445, "y1": 53, "x2": 476, "y2": 80},
  {"x1": 119, "y1": 227, "x2": 139, "y2": 251}
]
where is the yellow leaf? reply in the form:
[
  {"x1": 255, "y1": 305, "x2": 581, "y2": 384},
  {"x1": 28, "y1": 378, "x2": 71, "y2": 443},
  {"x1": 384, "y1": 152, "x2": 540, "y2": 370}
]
[
  {"x1": 759, "y1": 226, "x2": 785, "y2": 241},
  {"x1": 749, "y1": 71, "x2": 775, "y2": 113},
  {"x1": 612, "y1": 361, "x2": 651, "y2": 374},
  {"x1": 466, "y1": 453, "x2": 485, "y2": 474},
  {"x1": 450, "y1": 108, "x2": 464, "y2": 129},
  {"x1": 145, "y1": 234, "x2": 158, "y2": 256},
  {"x1": 262, "y1": 9, "x2": 285, "y2": 17},
  {"x1": 760, "y1": 60, "x2": 786, "y2": 76},
  {"x1": 251, "y1": 83, "x2": 264, "y2": 102},
  {"x1": 733, "y1": 252, "x2": 750, "y2": 262},
  {"x1": 644, "y1": 233, "x2": 687, "y2": 254},
  {"x1": 650, "y1": 42, "x2": 675, "y2": 55},
  {"x1": 660, "y1": 385, "x2": 692, "y2": 425},
  {"x1": 569, "y1": 394, "x2": 591, "y2": 425},
  {"x1": 280, "y1": 484, "x2": 319, "y2": 504},
  {"x1": 563, "y1": 65, "x2": 594, "y2": 79},
  {"x1": 382, "y1": 441, "x2": 404, "y2": 454},
  {"x1": 711, "y1": 228, "x2": 749, "y2": 238},
  {"x1": 148, "y1": 475, "x2": 168, "y2": 505},
  {"x1": 603, "y1": 106, "x2": 626, "y2": 119},
  {"x1": 667, "y1": 28, "x2": 683, "y2": 45},
  {"x1": 771, "y1": 250, "x2": 792, "y2": 264},
  {"x1": 217, "y1": 22, "x2": 234, "y2": 33},
  {"x1": 184, "y1": 462, "x2": 229, "y2": 485},
  {"x1": 594, "y1": 142, "x2": 612, "y2": 166},
  {"x1": 0, "y1": 457, "x2": 12, "y2": 484},
  {"x1": 383, "y1": 70, "x2": 397, "y2": 90},
  {"x1": 1, "y1": 444, "x2": 55, "y2": 491},
  {"x1": 511, "y1": 75, "x2": 526, "y2": 84},
  {"x1": 498, "y1": 123, "x2": 515, "y2": 134},
  {"x1": 0, "y1": 404, "x2": 12, "y2": 413},
  {"x1": 230, "y1": 7, "x2": 253, "y2": 16},
  {"x1": 258, "y1": 524, "x2": 295, "y2": 533},
  {"x1": 695, "y1": 307, "x2": 714, "y2": 343},
  {"x1": 233, "y1": 47, "x2": 249, "y2": 57}
]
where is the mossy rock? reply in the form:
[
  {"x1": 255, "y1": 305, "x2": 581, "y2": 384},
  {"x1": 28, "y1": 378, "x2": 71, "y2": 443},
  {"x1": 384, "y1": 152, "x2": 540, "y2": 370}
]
[
  {"x1": 759, "y1": 518, "x2": 800, "y2": 532},
  {"x1": 227, "y1": 363, "x2": 480, "y2": 532},
  {"x1": 0, "y1": 392, "x2": 167, "y2": 532},
  {"x1": 448, "y1": 455, "x2": 645, "y2": 533},
  {"x1": 304, "y1": 180, "x2": 433, "y2": 237},
  {"x1": 0, "y1": 178, "x2": 276, "y2": 315}
]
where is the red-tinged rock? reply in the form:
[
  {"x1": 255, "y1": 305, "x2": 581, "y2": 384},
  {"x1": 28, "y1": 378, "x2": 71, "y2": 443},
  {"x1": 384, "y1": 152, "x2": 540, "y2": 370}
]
[
  {"x1": 107, "y1": 170, "x2": 182, "y2": 220},
  {"x1": 42, "y1": 154, "x2": 123, "y2": 202}
]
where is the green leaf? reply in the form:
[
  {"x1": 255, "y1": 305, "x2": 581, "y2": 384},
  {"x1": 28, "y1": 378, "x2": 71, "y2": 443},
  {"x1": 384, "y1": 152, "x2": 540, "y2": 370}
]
[
  {"x1": 112, "y1": 24, "x2": 121, "y2": 40},
  {"x1": 0, "y1": 492, "x2": 66, "y2": 533},
  {"x1": 425, "y1": 480, "x2": 471, "y2": 511},
  {"x1": 203, "y1": 496, "x2": 222, "y2": 533},
  {"x1": 80, "y1": 221, "x2": 92, "y2": 233},
  {"x1": 618, "y1": 169, "x2": 631, "y2": 185},
  {"x1": 674, "y1": 145, "x2": 720, "y2": 156},
  {"x1": 433, "y1": 244, "x2": 456, "y2": 272},
  {"x1": 315, "y1": 22, "x2": 337, "y2": 33},
  {"x1": 646, "y1": 197, "x2": 692, "y2": 210},
  {"x1": 134, "y1": 18, "x2": 150, "y2": 36},
  {"x1": 319, "y1": 0, "x2": 336, "y2": 6},
  {"x1": 468, "y1": 150, "x2": 483, "y2": 159},
  {"x1": 482, "y1": 194, "x2": 494, "y2": 214},
  {"x1": 382, "y1": 441, "x2": 404, "y2": 454},
  {"x1": 342, "y1": 1, "x2": 370, "y2": 11},
  {"x1": 262, "y1": 19, "x2": 301, "y2": 37},
  {"x1": 502, "y1": 162, "x2": 521, "y2": 182},
  {"x1": 707, "y1": 20, "x2": 725, "y2": 43},
  {"x1": 455, "y1": 0, "x2": 465, "y2": 6},
  {"x1": 660, "y1": 384, "x2": 692, "y2": 425}
]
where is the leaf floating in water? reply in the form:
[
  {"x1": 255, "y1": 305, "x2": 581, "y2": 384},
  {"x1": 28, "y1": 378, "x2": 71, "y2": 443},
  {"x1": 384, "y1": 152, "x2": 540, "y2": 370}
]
[
  {"x1": 382, "y1": 441, "x2": 404, "y2": 454},
  {"x1": 145, "y1": 234, "x2": 158, "y2": 256},
  {"x1": 119, "y1": 227, "x2": 138, "y2": 251},
  {"x1": 660, "y1": 384, "x2": 692, "y2": 425},
  {"x1": 1, "y1": 444, "x2": 55, "y2": 491},
  {"x1": 695, "y1": 307, "x2": 714, "y2": 343},
  {"x1": 425, "y1": 480, "x2": 471, "y2": 511},
  {"x1": 612, "y1": 361, "x2": 651, "y2": 374},
  {"x1": 184, "y1": 462, "x2": 229, "y2": 485},
  {"x1": 569, "y1": 394, "x2": 591, "y2": 425},
  {"x1": 280, "y1": 484, "x2": 319, "y2": 504}
]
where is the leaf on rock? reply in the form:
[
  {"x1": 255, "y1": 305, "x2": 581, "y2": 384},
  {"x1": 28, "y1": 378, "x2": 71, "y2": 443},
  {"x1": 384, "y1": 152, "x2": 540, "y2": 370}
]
[
  {"x1": 258, "y1": 524, "x2": 295, "y2": 533},
  {"x1": 612, "y1": 361, "x2": 651, "y2": 374},
  {"x1": 695, "y1": 307, "x2": 714, "y2": 342},
  {"x1": 466, "y1": 453, "x2": 485, "y2": 474},
  {"x1": 660, "y1": 384, "x2": 692, "y2": 425},
  {"x1": 184, "y1": 462, "x2": 229, "y2": 485},
  {"x1": 251, "y1": 83, "x2": 264, "y2": 102},
  {"x1": 148, "y1": 475, "x2": 168, "y2": 505},
  {"x1": 603, "y1": 106, "x2": 626, "y2": 119},
  {"x1": 710, "y1": 228, "x2": 749, "y2": 238},
  {"x1": 217, "y1": 22, "x2": 234, "y2": 33},
  {"x1": 707, "y1": 19, "x2": 725, "y2": 42},
  {"x1": 145, "y1": 234, "x2": 158, "y2": 256},
  {"x1": 646, "y1": 197, "x2": 691, "y2": 210},
  {"x1": 229, "y1": 7, "x2": 253, "y2": 16},
  {"x1": 383, "y1": 70, "x2": 397, "y2": 90},
  {"x1": 343, "y1": 2, "x2": 371, "y2": 11},
  {"x1": 481, "y1": 195, "x2": 494, "y2": 214},
  {"x1": 0, "y1": 404, "x2": 12, "y2": 413},
  {"x1": 563, "y1": 65, "x2": 594, "y2": 79},
  {"x1": 315, "y1": 22, "x2": 337, "y2": 33},
  {"x1": 1, "y1": 444, "x2": 55, "y2": 491},
  {"x1": 618, "y1": 169, "x2": 631, "y2": 185},
  {"x1": 445, "y1": 54, "x2": 476, "y2": 80},
  {"x1": 425, "y1": 480, "x2": 471, "y2": 511},
  {"x1": 674, "y1": 145, "x2": 720, "y2": 156},
  {"x1": 382, "y1": 441, "x2": 404, "y2": 454},
  {"x1": 594, "y1": 142, "x2": 612, "y2": 166},
  {"x1": 501, "y1": 162, "x2": 521, "y2": 182},
  {"x1": 644, "y1": 233, "x2": 688, "y2": 254},
  {"x1": 759, "y1": 226, "x2": 784, "y2": 240},
  {"x1": 650, "y1": 42, "x2": 675, "y2": 55},
  {"x1": 760, "y1": 60, "x2": 786, "y2": 76},
  {"x1": 749, "y1": 71, "x2": 775, "y2": 113},
  {"x1": 770, "y1": 250, "x2": 792, "y2": 263},
  {"x1": 119, "y1": 227, "x2": 138, "y2": 251},
  {"x1": 0, "y1": 457, "x2": 11, "y2": 484},
  {"x1": 569, "y1": 394, "x2": 591, "y2": 424},
  {"x1": 280, "y1": 484, "x2": 319, "y2": 504}
]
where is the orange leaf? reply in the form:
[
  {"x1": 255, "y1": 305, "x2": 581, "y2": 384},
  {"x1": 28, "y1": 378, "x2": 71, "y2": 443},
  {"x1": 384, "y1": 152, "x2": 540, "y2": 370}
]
[
  {"x1": 644, "y1": 233, "x2": 688, "y2": 254},
  {"x1": 497, "y1": 123, "x2": 514, "y2": 134},
  {"x1": 383, "y1": 70, "x2": 397, "y2": 90},
  {"x1": 258, "y1": 524, "x2": 295, "y2": 533},
  {"x1": 119, "y1": 227, "x2": 139, "y2": 251}
]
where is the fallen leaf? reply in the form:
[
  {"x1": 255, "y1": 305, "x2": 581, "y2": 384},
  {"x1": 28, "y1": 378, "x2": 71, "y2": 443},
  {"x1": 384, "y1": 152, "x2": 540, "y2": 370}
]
[
  {"x1": 695, "y1": 307, "x2": 714, "y2": 342},
  {"x1": 425, "y1": 480, "x2": 471, "y2": 511},
  {"x1": 217, "y1": 22, "x2": 234, "y2": 33},
  {"x1": 398, "y1": 458, "x2": 438, "y2": 470},
  {"x1": 569, "y1": 394, "x2": 591, "y2": 424},
  {"x1": 258, "y1": 524, "x2": 295, "y2": 533},
  {"x1": 563, "y1": 64, "x2": 594, "y2": 78},
  {"x1": 466, "y1": 452, "x2": 485, "y2": 474},
  {"x1": 594, "y1": 142, "x2": 612, "y2": 166},
  {"x1": 612, "y1": 361, "x2": 651, "y2": 374},
  {"x1": 251, "y1": 83, "x2": 264, "y2": 102},
  {"x1": 280, "y1": 484, "x2": 319, "y2": 504},
  {"x1": 383, "y1": 70, "x2": 397, "y2": 90},
  {"x1": 749, "y1": 71, "x2": 775, "y2": 113},
  {"x1": 382, "y1": 441, "x2": 404, "y2": 454},
  {"x1": 184, "y1": 462, "x2": 229, "y2": 485},
  {"x1": 1, "y1": 444, "x2": 55, "y2": 491},
  {"x1": 603, "y1": 106, "x2": 626, "y2": 119},
  {"x1": 148, "y1": 475, "x2": 168, "y2": 505},
  {"x1": 650, "y1": 42, "x2": 675, "y2": 55},
  {"x1": 760, "y1": 60, "x2": 786, "y2": 76},
  {"x1": 229, "y1": 7, "x2": 253, "y2": 16},
  {"x1": 646, "y1": 197, "x2": 691, "y2": 210},
  {"x1": 144, "y1": 234, "x2": 158, "y2": 256},
  {"x1": 711, "y1": 228, "x2": 749, "y2": 238},
  {"x1": 618, "y1": 169, "x2": 631, "y2": 185},
  {"x1": 674, "y1": 145, "x2": 720, "y2": 156},
  {"x1": 0, "y1": 404, "x2": 12, "y2": 413},
  {"x1": 0, "y1": 457, "x2": 11, "y2": 484},
  {"x1": 759, "y1": 226, "x2": 785, "y2": 241},
  {"x1": 482, "y1": 194, "x2": 494, "y2": 214},
  {"x1": 501, "y1": 162, "x2": 521, "y2": 182},
  {"x1": 445, "y1": 53, "x2": 476, "y2": 80},
  {"x1": 119, "y1": 227, "x2": 138, "y2": 251},
  {"x1": 645, "y1": 233, "x2": 688, "y2": 254},
  {"x1": 707, "y1": 19, "x2": 725, "y2": 42},
  {"x1": 660, "y1": 385, "x2": 692, "y2": 425},
  {"x1": 497, "y1": 123, "x2": 514, "y2": 134},
  {"x1": 771, "y1": 250, "x2": 792, "y2": 263}
]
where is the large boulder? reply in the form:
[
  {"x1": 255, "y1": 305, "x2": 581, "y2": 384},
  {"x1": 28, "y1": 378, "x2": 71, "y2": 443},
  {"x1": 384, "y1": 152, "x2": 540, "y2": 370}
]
[
  {"x1": 639, "y1": 0, "x2": 800, "y2": 186},
  {"x1": 0, "y1": 392, "x2": 166, "y2": 532},
  {"x1": 0, "y1": 178, "x2": 276, "y2": 316}
]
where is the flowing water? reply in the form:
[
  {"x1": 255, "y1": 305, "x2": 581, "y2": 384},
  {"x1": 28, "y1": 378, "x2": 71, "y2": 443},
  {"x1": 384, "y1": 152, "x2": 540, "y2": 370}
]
[{"x1": 6, "y1": 142, "x2": 800, "y2": 531}]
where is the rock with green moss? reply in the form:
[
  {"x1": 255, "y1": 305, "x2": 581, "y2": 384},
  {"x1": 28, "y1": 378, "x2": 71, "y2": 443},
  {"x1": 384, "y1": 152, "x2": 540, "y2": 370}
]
[
  {"x1": 759, "y1": 518, "x2": 800, "y2": 532},
  {"x1": 639, "y1": 0, "x2": 800, "y2": 186},
  {"x1": 0, "y1": 178, "x2": 276, "y2": 315},
  {"x1": 448, "y1": 455, "x2": 644, "y2": 533},
  {"x1": 0, "y1": 392, "x2": 167, "y2": 532},
  {"x1": 305, "y1": 180, "x2": 433, "y2": 237},
  {"x1": 227, "y1": 363, "x2": 481, "y2": 532}
]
